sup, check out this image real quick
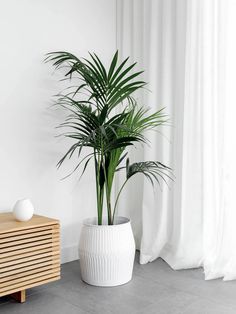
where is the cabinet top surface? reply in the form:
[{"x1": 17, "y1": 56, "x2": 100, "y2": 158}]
[{"x1": 0, "y1": 213, "x2": 59, "y2": 234}]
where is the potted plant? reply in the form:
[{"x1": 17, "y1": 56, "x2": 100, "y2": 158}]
[{"x1": 45, "y1": 51, "x2": 172, "y2": 286}]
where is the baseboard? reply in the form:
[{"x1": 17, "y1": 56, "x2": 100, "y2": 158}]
[{"x1": 61, "y1": 245, "x2": 79, "y2": 264}]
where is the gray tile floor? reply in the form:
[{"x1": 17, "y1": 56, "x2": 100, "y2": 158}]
[{"x1": 1, "y1": 253, "x2": 236, "y2": 314}]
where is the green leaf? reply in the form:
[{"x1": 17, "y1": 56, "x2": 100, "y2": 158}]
[
  {"x1": 108, "y1": 51, "x2": 119, "y2": 81},
  {"x1": 108, "y1": 56, "x2": 130, "y2": 85},
  {"x1": 126, "y1": 160, "x2": 173, "y2": 186}
]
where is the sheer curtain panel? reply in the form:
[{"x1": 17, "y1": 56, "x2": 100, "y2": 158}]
[{"x1": 116, "y1": 0, "x2": 236, "y2": 280}]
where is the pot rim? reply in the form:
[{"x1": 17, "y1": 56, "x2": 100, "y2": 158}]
[{"x1": 83, "y1": 216, "x2": 130, "y2": 227}]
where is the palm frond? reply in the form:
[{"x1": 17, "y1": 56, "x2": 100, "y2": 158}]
[
  {"x1": 126, "y1": 158, "x2": 173, "y2": 186},
  {"x1": 46, "y1": 51, "x2": 146, "y2": 114}
]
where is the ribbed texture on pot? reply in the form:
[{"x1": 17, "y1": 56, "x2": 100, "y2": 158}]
[{"x1": 78, "y1": 217, "x2": 135, "y2": 286}]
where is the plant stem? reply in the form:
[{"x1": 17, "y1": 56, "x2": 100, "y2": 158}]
[
  {"x1": 103, "y1": 162, "x2": 112, "y2": 225},
  {"x1": 112, "y1": 179, "x2": 128, "y2": 223},
  {"x1": 94, "y1": 150, "x2": 103, "y2": 225}
]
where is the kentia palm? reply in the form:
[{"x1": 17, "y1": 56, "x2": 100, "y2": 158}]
[
  {"x1": 46, "y1": 51, "x2": 172, "y2": 286},
  {"x1": 46, "y1": 51, "x2": 171, "y2": 223}
]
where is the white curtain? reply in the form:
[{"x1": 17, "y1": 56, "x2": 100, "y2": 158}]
[{"x1": 116, "y1": 0, "x2": 236, "y2": 280}]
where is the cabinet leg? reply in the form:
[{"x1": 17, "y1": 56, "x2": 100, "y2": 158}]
[{"x1": 11, "y1": 290, "x2": 26, "y2": 303}]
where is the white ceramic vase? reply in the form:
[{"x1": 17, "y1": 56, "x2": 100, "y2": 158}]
[
  {"x1": 78, "y1": 216, "x2": 136, "y2": 287},
  {"x1": 13, "y1": 198, "x2": 34, "y2": 222}
]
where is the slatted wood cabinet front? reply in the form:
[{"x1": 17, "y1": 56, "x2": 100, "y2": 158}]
[{"x1": 0, "y1": 213, "x2": 60, "y2": 300}]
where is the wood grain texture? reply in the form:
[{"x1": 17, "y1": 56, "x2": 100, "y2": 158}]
[
  {"x1": 0, "y1": 248, "x2": 60, "y2": 264},
  {"x1": 0, "y1": 243, "x2": 60, "y2": 259},
  {"x1": 0, "y1": 229, "x2": 59, "y2": 244},
  {"x1": 0, "y1": 213, "x2": 59, "y2": 234},
  {"x1": 0, "y1": 213, "x2": 61, "y2": 300},
  {"x1": 0, "y1": 225, "x2": 59, "y2": 239},
  {"x1": 1, "y1": 276, "x2": 60, "y2": 297}
]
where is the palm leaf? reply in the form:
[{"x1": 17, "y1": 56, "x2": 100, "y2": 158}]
[
  {"x1": 108, "y1": 50, "x2": 119, "y2": 81},
  {"x1": 126, "y1": 159, "x2": 173, "y2": 186}
]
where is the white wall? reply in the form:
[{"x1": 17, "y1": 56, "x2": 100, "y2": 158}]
[{"x1": 0, "y1": 0, "x2": 116, "y2": 263}]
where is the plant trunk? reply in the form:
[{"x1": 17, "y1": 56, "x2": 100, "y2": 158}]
[{"x1": 94, "y1": 152, "x2": 103, "y2": 225}]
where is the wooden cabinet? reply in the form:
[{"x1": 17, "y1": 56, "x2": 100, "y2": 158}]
[{"x1": 0, "y1": 213, "x2": 60, "y2": 302}]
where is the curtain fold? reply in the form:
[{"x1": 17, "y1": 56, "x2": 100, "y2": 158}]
[{"x1": 116, "y1": 0, "x2": 236, "y2": 280}]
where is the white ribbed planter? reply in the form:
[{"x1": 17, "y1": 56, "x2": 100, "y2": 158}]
[{"x1": 78, "y1": 216, "x2": 135, "y2": 287}]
